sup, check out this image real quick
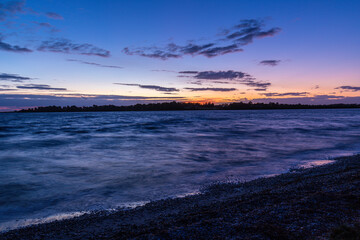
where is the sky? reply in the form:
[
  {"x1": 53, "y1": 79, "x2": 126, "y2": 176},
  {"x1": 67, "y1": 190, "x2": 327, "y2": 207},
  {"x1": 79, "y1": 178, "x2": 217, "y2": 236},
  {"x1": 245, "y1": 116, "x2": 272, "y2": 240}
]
[{"x1": 0, "y1": 0, "x2": 360, "y2": 111}]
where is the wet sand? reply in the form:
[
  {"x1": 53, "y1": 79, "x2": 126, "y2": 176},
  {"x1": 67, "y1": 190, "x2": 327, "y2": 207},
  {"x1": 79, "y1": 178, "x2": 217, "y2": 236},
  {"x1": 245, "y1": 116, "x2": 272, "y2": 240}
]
[{"x1": 1, "y1": 154, "x2": 360, "y2": 239}]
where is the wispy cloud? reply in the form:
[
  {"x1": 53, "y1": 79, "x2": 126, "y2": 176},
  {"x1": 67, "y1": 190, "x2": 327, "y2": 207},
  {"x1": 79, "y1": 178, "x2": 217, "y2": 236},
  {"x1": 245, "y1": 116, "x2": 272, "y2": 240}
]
[
  {"x1": 0, "y1": 0, "x2": 26, "y2": 21},
  {"x1": 253, "y1": 95, "x2": 360, "y2": 105},
  {"x1": 32, "y1": 21, "x2": 59, "y2": 32},
  {"x1": 336, "y1": 86, "x2": 360, "y2": 92},
  {"x1": 34, "y1": 22, "x2": 52, "y2": 28},
  {"x1": 123, "y1": 19, "x2": 281, "y2": 60},
  {"x1": 45, "y1": 12, "x2": 63, "y2": 20},
  {"x1": 179, "y1": 70, "x2": 271, "y2": 91},
  {"x1": 114, "y1": 83, "x2": 179, "y2": 92},
  {"x1": 189, "y1": 70, "x2": 247, "y2": 80},
  {"x1": 0, "y1": 34, "x2": 32, "y2": 53},
  {"x1": 151, "y1": 69, "x2": 177, "y2": 73},
  {"x1": 16, "y1": 84, "x2": 67, "y2": 91},
  {"x1": 179, "y1": 71, "x2": 199, "y2": 74},
  {"x1": 0, "y1": 1, "x2": 63, "y2": 21},
  {"x1": 38, "y1": 38, "x2": 110, "y2": 57},
  {"x1": 184, "y1": 87, "x2": 237, "y2": 92},
  {"x1": 261, "y1": 92, "x2": 309, "y2": 97},
  {"x1": 55, "y1": 93, "x2": 185, "y2": 100},
  {"x1": 66, "y1": 59, "x2": 122, "y2": 69},
  {"x1": 0, "y1": 88, "x2": 17, "y2": 91},
  {"x1": 259, "y1": 60, "x2": 281, "y2": 66},
  {"x1": 123, "y1": 47, "x2": 181, "y2": 60},
  {"x1": 0, "y1": 73, "x2": 32, "y2": 82}
]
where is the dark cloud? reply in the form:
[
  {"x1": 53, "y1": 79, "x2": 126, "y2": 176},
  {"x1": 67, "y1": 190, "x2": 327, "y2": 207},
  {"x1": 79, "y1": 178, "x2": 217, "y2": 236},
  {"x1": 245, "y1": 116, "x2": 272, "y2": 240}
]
[
  {"x1": 184, "y1": 87, "x2": 237, "y2": 92},
  {"x1": 67, "y1": 59, "x2": 123, "y2": 69},
  {"x1": 123, "y1": 47, "x2": 181, "y2": 60},
  {"x1": 123, "y1": 19, "x2": 281, "y2": 60},
  {"x1": 179, "y1": 70, "x2": 271, "y2": 90},
  {"x1": 0, "y1": 35, "x2": 32, "y2": 53},
  {"x1": 336, "y1": 86, "x2": 360, "y2": 92},
  {"x1": 225, "y1": 19, "x2": 281, "y2": 46},
  {"x1": 179, "y1": 71, "x2": 199, "y2": 74},
  {"x1": 38, "y1": 38, "x2": 110, "y2": 57},
  {"x1": 33, "y1": 21, "x2": 59, "y2": 32},
  {"x1": 253, "y1": 88, "x2": 267, "y2": 91},
  {"x1": 34, "y1": 22, "x2": 52, "y2": 28},
  {"x1": 243, "y1": 80, "x2": 271, "y2": 89},
  {"x1": 192, "y1": 70, "x2": 246, "y2": 80},
  {"x1": 259, "y1": 60, "x2": 281, "y2": 66},
  {"x1": 199, "y1": 44, "x2": 243, "y2": 57},
  {"x1": 0, "y1": 73, "x2": 32, "y2": 82},
  {"x1": 0, "y1": 0, "x2": 26, "y2": 21},
  {"x1": 114, "y1": 83, "x2": 179, "y2": 92},
  {"x1": 181, "y1": 43, "x2": 215, "y2": 54},
  {"x1": 0, "y1": 88, "x2": 16, "y2": 91},
  {"x1": 261, "y1": 92, "x2": 309, "y2": 97},
  {"x1": 45, "y1": 12, "x2": 63, "y2": 20},
  {"x1": 16, "y1": 84, "x2": 67, "y2": 91}
]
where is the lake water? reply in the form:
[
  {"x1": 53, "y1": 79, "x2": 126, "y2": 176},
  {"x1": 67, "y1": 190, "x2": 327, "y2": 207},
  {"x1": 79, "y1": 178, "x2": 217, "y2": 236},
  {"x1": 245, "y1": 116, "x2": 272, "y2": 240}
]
[{"x1": 1, "y1": 109, "x2": 360, "y2": 230}]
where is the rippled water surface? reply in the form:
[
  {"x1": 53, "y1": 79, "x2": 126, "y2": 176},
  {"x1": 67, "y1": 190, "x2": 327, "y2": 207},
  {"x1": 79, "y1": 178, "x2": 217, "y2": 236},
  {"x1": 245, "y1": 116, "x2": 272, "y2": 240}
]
[{"x1": 1, "y1": 109, "x2": 360, "y2": 229}]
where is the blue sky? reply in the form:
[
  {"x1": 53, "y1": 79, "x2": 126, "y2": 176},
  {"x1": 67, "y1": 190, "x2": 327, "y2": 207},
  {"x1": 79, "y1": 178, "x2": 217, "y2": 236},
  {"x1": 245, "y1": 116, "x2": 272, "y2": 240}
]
[{"x1": 0, "y1": 0, "x2": 360, "y2": 111}]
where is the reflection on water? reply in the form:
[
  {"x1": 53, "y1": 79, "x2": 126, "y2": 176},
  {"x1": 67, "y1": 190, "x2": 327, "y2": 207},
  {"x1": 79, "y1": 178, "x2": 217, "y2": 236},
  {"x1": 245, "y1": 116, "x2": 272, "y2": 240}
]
[{"x1": 0, "y1": 109, "x2": 359, "y2": 230}]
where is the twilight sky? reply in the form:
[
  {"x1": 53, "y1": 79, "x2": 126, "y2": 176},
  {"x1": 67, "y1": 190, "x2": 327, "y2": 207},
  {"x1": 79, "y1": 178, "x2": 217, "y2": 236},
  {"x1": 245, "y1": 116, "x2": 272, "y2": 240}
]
[{"x1": 0, "y1": 0, "x2": 360, "y2": 111}]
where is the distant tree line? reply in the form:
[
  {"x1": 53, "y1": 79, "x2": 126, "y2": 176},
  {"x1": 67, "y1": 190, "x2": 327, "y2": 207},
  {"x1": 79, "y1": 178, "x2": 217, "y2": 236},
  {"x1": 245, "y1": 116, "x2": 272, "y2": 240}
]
[{"x1": 16, "y1": 101, "x2": 360, "y2": 113}]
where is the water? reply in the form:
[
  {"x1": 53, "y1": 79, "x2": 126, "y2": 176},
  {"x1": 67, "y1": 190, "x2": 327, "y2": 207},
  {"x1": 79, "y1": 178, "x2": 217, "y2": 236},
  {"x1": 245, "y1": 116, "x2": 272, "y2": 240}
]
[{"x1": 0, "y1": 109, "x2": 360, "y2": 230}]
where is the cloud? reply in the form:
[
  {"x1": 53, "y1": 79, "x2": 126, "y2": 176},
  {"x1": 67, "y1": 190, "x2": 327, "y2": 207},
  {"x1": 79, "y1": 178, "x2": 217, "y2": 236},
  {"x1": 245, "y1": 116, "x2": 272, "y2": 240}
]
[
  {"x1": 244, "y1": 81, "x2": 271, "y2": 89},
  {"x1": 0, "y1": 0, "x2": 26, "y2": 21},
  {"x1": 0, "y1": 93, "x2": 187, "y2": 111},
  {"x1": 38, "y1": 38, "x2": 110, "y2": 57},
  {"x1": 184, "y1": 87, "x2": 237, "y2": 92},
  {"x1": 336, "y1": 86, "x2": 360, "y2": 92},
  {"x1": 0, "y1": 88, "x2": 17, "y2": 91},
  {"x1": 16, "y1": 84, "x2": 67, "y2": 91},
  {"x1": 190, "y1": 70, "x2": 247, "y2": 80},
  {"x1": 34, "y1": 22, "x2": 52, "y2": 28},
  {"x1": 45, "y1": 12, "x2": 63, "y2": 20},
  {"x1": 123, "y1": 19, "x2": 281, "y2": 60},
  {"x1": 0, "y1": 1, "x2": 63, "y2": 22},
  {"x1": 253, "y1": 88, "x2": 267, "y2": 91},
  {"x1": 261, "y1": 92, "x2": 309, "y2": 97},
  {"x1": 123, "y1": 47, "x2": 181, "y2": 60},
  {"x1": 114, "y1": 83, "x2": 179, "y2": 92},
  {"x1": 32, "y1": 21, "x2": 60, "y2": 33},
  {"x1": 151, "y1": 69, "x2": 177, "y2": 73},
  {"x1": 178, "y1": 71, "x2": 199, "y2": 74},
  {"x1": 0, "y1": 35, "x2": 32, "y2": 53},
  {"x1": 198, "y1": 44, "x2": 243, "y2": 57},
  {"x1": 179, "y1": 70, "x2": 271, "y2": 90},
  {"x1": 225, "y1": 19, "x2": 281, "y2": 46},
  {"x1": 259, "y1": 60, "x2": 281, "y2": 66},
  {"x1": 252, "y1": 95, "x2": 360, "y2": 104},
  {"x1": 67, "y1": 59, "x2": 123, "y2": 69},
  {"x1": 0, "y1": 73, "x2": 32, "y2": 82},
  {"x1": 56, "y1": 93, "x2": 185, "y2": 100}
]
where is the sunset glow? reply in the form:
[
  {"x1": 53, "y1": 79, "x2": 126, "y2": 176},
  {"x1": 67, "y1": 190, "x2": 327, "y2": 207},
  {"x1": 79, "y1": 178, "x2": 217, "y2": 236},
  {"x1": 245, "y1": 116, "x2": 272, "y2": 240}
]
[{"x1": 0, "y1": 0, "x2": 359, "y2": 111}]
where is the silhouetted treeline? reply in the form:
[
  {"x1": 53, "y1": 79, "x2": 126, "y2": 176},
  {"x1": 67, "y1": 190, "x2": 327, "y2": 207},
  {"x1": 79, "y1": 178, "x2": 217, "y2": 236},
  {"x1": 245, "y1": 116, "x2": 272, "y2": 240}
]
[{"x1": 17, "y1": 101, "x2": 360, "y2": 113}]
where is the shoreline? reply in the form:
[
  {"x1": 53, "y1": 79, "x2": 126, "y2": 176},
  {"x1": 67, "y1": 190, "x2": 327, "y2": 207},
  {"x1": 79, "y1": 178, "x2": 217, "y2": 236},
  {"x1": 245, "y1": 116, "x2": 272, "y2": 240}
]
[
  {"x1": 1, "y1": 154, "x2": 360, "y2": 239},
  {"x1": 2, "y1": 107, "x2": 360, "y2": 114}
]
